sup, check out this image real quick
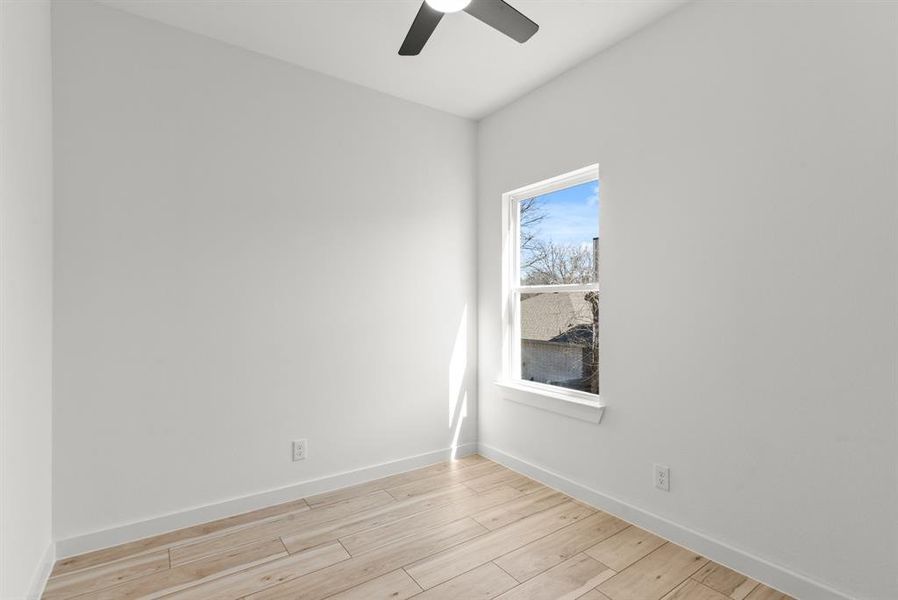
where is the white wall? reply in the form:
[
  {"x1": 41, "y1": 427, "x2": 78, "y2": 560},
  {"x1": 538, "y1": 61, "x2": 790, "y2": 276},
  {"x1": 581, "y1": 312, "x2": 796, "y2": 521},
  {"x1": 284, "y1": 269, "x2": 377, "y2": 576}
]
[
  {"x1": 52, "y1": 1, "x2": 477, "y2": 542},
  {"x1": 0, "y1": 0, "x2": 55, "y2": 597},
  {"x1": 477, "y1": 2, "x2": 897, "y2": 600}
]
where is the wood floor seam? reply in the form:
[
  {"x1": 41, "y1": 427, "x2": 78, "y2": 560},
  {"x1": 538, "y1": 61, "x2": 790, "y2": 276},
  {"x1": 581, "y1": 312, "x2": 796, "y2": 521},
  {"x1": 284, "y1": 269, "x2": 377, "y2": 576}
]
[{"x1": 491, "y1": 559, "x2": 523, "y2": 584}]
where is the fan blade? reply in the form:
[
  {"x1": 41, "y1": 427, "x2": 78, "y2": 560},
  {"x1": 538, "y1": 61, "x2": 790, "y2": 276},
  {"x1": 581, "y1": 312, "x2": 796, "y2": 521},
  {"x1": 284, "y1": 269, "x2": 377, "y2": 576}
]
[
  {"x1": 464, "y1": 0, "x2": 538, "y2": 43},
  {"x1": 399, "y1": 2, "x2": 444, "y2": 55}
]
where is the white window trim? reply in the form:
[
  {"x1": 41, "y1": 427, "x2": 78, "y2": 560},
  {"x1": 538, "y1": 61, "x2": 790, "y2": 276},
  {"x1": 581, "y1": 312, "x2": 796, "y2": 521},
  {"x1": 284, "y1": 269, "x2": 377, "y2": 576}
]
[{"x1": 497, "y1": 164, "x2": 605, "y2": 424}]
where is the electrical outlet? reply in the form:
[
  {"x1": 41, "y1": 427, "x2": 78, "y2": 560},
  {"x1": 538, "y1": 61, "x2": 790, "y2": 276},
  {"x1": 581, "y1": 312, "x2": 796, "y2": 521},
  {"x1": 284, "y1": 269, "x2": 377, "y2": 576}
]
[
  {"x1": 654, "y1": 464, "x2": 670, "y2": 491},
  {"x1": 292, "y1": 439, "x2": 307, "y2": 462}
]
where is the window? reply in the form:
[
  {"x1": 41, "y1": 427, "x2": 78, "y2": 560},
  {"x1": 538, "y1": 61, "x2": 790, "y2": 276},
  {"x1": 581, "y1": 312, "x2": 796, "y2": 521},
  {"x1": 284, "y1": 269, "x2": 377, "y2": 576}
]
[{"x1": 502, "y1": 165, "x2": 600, "y2": 402}]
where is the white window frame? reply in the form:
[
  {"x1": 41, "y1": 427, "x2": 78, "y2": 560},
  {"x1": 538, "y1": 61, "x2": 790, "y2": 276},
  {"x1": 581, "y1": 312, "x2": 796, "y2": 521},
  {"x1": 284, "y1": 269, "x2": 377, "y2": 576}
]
[{"x1": 497, "y1": 164, "x2": 605, "y2": 423}]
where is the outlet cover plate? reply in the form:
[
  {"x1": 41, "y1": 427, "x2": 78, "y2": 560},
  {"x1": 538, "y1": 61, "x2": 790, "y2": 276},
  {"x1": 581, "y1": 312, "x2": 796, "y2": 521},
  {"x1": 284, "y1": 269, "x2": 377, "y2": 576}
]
[
  {"x1": 292, "y1": 439, "x2": 307, "y2": 461},
  {"x1": 654, "y1": 464, "x2": 670, "y2": 491}
]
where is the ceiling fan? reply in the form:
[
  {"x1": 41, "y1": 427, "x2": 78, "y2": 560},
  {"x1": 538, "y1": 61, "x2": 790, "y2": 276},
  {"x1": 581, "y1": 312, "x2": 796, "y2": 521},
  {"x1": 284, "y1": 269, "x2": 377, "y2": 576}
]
[{"x1": 399, "y1": 0, "x2": 539, "y2": 56}]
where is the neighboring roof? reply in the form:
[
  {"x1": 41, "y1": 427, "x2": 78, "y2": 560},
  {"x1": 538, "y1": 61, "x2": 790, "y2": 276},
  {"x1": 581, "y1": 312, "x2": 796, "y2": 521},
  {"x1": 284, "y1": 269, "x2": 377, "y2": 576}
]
[{"x1": 520, "y1": 292, "x2": 597, "y2": 344}]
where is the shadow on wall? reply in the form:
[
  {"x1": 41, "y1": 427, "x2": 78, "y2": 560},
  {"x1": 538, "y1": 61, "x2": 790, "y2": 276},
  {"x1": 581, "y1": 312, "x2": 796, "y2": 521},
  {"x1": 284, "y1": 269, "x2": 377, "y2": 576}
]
[{"x1": 449, "y1": 306, "x2": 468, "y2": 458}]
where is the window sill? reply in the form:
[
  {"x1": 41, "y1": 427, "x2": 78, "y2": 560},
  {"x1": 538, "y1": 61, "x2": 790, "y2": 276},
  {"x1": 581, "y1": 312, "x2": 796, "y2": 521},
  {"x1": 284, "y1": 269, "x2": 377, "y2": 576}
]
[{"x1": 495, "y1": 380, "x2": 605, "y2": 424}]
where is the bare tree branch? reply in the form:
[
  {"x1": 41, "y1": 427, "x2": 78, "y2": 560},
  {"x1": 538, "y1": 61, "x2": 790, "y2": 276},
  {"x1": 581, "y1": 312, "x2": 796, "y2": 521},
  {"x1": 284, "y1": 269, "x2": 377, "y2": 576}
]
[
  {"x1": 518, "y1": 197, "x2": 545, "y2": 270},
  {"x1": 522, "y1": 240, "x2": 595, "y2": 285}
]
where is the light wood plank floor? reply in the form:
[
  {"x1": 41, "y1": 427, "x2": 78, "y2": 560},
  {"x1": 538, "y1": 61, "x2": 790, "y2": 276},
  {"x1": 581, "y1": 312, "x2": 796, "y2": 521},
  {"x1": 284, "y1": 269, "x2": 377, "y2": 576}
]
[{"x1": 44, "y1": 455, "x2": 795, "y2": 600}]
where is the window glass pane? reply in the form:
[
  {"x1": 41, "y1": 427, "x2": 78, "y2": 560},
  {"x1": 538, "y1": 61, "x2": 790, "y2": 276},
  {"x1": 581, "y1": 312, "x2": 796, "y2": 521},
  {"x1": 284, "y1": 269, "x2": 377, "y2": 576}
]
[
  {"x1": 519, "y1": 180, "x2": 599, "y2": 285},
  {"x1": 520, "y1": 291, "x2": 598, "y2": 394}
]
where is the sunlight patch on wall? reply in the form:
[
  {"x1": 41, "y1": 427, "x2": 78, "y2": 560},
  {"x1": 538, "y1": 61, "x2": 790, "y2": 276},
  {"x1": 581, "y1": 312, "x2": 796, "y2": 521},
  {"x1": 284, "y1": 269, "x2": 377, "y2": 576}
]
[{"x1": 448, "y1": 306, "x2": 468, "y2": 458}]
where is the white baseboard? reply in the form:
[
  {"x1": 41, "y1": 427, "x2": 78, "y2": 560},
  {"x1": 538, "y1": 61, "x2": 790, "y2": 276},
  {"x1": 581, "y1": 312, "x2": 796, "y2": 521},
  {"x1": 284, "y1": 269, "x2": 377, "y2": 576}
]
[
  {"x1": 477, "y1": 443, "x2": 854, "y2": 600},
  {"x1": 55, "y1": 442, "x2": 477, "y2": 559},
  {"x1": 25, "y1": 541, "x2": 55, "y2": 600}
]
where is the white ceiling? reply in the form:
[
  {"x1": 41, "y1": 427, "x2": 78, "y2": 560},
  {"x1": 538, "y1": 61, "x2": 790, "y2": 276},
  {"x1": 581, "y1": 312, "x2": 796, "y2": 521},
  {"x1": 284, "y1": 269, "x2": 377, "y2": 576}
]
[{"x1": 98, "y1": 0, "x2": 686, "y2": 119}]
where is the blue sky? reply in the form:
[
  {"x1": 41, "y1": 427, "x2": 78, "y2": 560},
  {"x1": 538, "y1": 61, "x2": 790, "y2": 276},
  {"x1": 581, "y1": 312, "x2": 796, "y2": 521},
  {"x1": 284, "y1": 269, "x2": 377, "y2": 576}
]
[{"x1": 527, "y1": 180, "x2": 599, "y2": 248}]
